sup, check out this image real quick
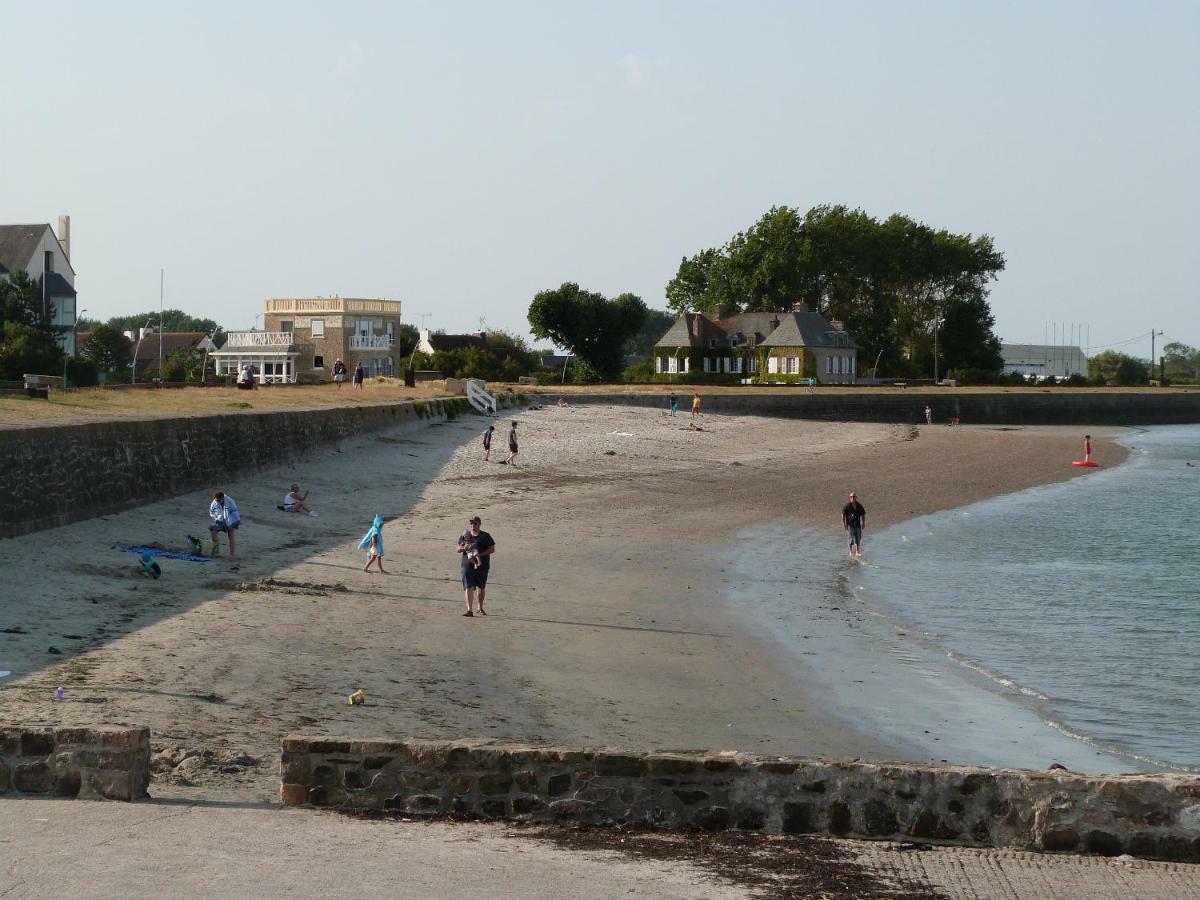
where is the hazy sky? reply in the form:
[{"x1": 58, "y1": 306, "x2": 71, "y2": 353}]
[{"x1": 3, "y1": 1, "x2": 1196, "y2": 357}]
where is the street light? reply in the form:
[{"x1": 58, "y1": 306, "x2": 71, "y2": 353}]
[{"x1": 64, "y1": 308, "x2": 87, "y2": 386}]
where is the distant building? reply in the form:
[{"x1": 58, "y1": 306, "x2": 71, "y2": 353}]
[
  {"x1": 417, "y1": 328, "x2": 486, "y2": 355},
  {"x1": 653, "y1": 303, "x2": 859, "y2": 384},
  {"x1": 77, "y1": 329, "x2": 207, "y2": 380},
  {"x1": 0, "y1": 216, "x2": 78, "y2": 354},
  {"x1": 213, "y1": 297, "x2": 403, "y2": 383},
  {"x1": 1001, "y1": 344, "x2": 1088, "y2": 379}
]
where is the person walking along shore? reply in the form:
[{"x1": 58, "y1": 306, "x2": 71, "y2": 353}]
[
  {"x1": 457, "y1": 516, "x2": 495, "y2": 617},
  {"x1": 842, "y1": 491, "x2": 866, "y2": 560}
]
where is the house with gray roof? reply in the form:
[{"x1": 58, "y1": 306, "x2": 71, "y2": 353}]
[
  {"x1": 0, "y1": 217, "x2": 78, "y2": 354},
  {"x1": 652, "y1": 303, "x2": 858, "y2": 384}
]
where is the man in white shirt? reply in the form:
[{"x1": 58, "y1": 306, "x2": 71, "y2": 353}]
[{"x1": 209, "y1": 491, "x2": 241, "y2": 557}]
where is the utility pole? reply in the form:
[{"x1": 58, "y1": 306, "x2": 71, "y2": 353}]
[
  {"x1": 158, "y1": 269, "x2": 164, "y2": 380},
  {"x1": 1151, "y1": 329, "x2": 1164, "y2": 383}
]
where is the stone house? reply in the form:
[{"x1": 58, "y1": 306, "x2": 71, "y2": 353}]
[
  {"x1": 416, "y1": 328, "x2": 487, "y2": 355},
  {"x1": 653, "y1": 304, "x2": 859, "y2": 384},
  {"x1": 213, "y1": 297, "x2": 402, "y2": 383},
  {"x1": 0, "y1": 217, "x2": 78, "y2": 355}
]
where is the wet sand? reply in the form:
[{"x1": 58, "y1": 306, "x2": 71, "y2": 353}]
[{"x1": 0, "y1": 405, "x2": 1125, "y2": 800}]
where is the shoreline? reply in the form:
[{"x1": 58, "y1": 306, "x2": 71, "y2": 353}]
[{"x1": 0, "y1": 406, "x2": 1133, "y2": 801}]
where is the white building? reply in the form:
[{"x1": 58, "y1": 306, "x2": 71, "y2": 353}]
[
  {"x1": 0, "y1": 216, "x2": 78, "y2": 354},
  {"x1": 1001, "y1": 343, "x2": 1088, "y2": 379}
]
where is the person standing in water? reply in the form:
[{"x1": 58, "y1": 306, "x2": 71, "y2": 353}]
[{"x1": 842, "y1": 491, "x2": 866, "y2": 560}]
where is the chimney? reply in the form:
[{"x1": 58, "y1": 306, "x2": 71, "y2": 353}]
[{"x1": 57, "y1": 215, "x2": 71, "y2": 260}]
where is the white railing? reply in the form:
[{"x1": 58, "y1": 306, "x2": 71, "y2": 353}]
[
  {"x1": 265, "y1": 298, "x2": 402, "y2": 315},
  {"x1": 222, "y1": 331, "x2": 293, "y2": 347},
  {"x1": 466, "y1": 378, "x2": 497, "y2": 415},
  {"x1": 350, "y1": 334, "x2": 394, "y2": 350}
]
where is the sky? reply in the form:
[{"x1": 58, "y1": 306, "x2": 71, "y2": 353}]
[{"x1": 2, "y1": 1, "x2": 1197, "y2": 358}]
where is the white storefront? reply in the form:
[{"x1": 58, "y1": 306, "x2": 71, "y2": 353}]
[{"x1": 212, "y1": 331, "x2": 299, "y2": 384}]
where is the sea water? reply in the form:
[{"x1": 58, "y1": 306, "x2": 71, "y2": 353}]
[{"x1": 855, "y1": 425, "x2": 1200, "y2": 771}]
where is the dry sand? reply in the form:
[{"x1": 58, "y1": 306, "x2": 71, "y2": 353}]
[{"x1": 0, "y1": 405, "x2": 1125, "y2": 801}]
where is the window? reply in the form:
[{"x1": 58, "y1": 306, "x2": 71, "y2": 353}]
[
  {"x1": 386, "y1": 321, "x2": 395, "y2": 339},
  {"x1": 786, "y1": 356, "x2": 799, "y2": 374},
  {"x1": 314, "y1": 355, "x2": 325, "y2": 369},
  {"x1": 682, "y1": 357, "x2": 689, "y2": 373},
  {"x1": 849, "y1": 356, "x2": 855, "y2": 375},
  {"x1": 44, "y1": 251, "x2": 53, "y2": 274},
  {"x1": 768, "y1": 356, "x2": 779, "y2": 374},
  {"x1": 668, "y1": 356, "x2": 679, "y2": 374},
  {"x1": 826, "y1": 357, "x2": 833, "y2": 374},
  {"x1": 749, "y1": 356, "x2": 757, "y2": 373},
  {"x1": 730, "y1": 357, "x2": 742, "y2": 374},
  {"x1": 311, "y1": 319, "x2": 325, "y2": 337},
  {"x1": 280, "y1": 320, "x2": 293, "y2": 333},
  {"x1": 357, "y1": 319, "x2": 370, "y2": 336}
]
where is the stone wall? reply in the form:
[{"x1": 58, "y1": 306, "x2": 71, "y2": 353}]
[
  {"x1": 558, "y1": 389, "x2": 1200, "y2": 426},
  {"x1": 0, "y1": 398, "x2": 464, "y2": 539},
  {"x1": 279, "y1": 737, "x2": 1200, "y2": 863},
  {"x1": 1, "y1": 724, "x2": 150, "y2": 801}
]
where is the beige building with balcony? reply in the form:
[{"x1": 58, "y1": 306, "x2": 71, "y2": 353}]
[{"x1": 213, "y1": 297, "x2": 403, "y2": 383}]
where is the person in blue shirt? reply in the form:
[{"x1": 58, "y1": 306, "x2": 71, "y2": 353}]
[
  {"x1": 208, "y1": 491, "x2": 241, "y2": 557},
  {"x1": 358, "y1": 514, "x2": 386, "y2": 573}
]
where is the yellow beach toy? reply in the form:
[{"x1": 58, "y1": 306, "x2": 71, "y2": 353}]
[{"x1": 348, "y1": 690, "x2": 366, "y2": 706}]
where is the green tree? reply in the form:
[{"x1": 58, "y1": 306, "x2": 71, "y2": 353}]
[
  {"x1": 623, "y1": 308, "x2": 676, "y2": 359},
  {"x1": 1089, "y1": 350, "x2": 1148, "y2": 386},
  {"x1": 80, "y1": 324, "x2": 132, "y2": 375},
  {"x1": 528, "y1": 283, "x2": 648, "y2": 380},
  {"x1": 104, "y1": 309, "x2": 220, "y2": 335},
  {"x1": 161, "y1": 346, "x2": 206, "y2": 382},
  {"x1": 0, "y1": 271, "x2": 66, "y2": 379},
  {"x1": 1162, "y1": 342, "x2": 1199, "y2": 383}
]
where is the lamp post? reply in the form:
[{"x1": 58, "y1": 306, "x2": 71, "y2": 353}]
[{"x1": 63, "y1": 308, "x2": 87, "y2": 387}]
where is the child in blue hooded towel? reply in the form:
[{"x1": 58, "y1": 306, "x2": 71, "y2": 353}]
[{"x1": 359, "y1": 514, "x2": 386, "y2": 573}]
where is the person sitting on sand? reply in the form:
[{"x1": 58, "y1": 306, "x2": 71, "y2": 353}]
[
  {"x1": 281, "y1": 483, "x2": 317, "y2": 517},
  {"x1": 842, "y1": 491, "x2": 866, "y2": 560},
  {"x1": 359, "y1": 514, "x2": 386, "y2": 573},
  {"x1": 557, "y1": 396, "x2": 570, "y2": 408},
  {"x1": 208, "y1": 491, "x2": 241, "y2": 557}
]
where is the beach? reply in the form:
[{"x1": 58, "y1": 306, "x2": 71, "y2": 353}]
[{"x1": 0, "y1": 403, "x2": 1127, "y2": 802}]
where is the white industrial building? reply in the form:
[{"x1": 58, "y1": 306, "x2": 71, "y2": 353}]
[{"x1": 1001, "y1": 343, "x2": 1088, "y2": 379}]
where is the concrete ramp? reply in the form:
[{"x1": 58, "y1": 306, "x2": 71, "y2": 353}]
[{"x1": 466, "y1": 378, "x2": 497, "y2": 415}]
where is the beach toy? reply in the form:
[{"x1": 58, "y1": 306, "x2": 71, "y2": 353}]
[
  {"x1": 54, "y1": 686, "x2": 64, "y2": 700},
  {"x1": 348, "y1": 690, "x2": 366, "y2": 706},
  {"x1": 1072, "y1": 460, "x2": 1099, "y2": 468}
]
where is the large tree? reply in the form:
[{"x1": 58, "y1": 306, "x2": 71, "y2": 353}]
[
  {"x1": 1089, "y1": 351, "x2": 1148, "y2": 386},
  {"x1": 527, "y1": 283, "x2": 648, "y2": 379},
  {"x1": 623, "y1": 307, "x2": 676, "y2": 360},
  {"x1": 1162, "y1": 342, "x2": 1199, "y2": 383},
  {"x1": 80, "y1": 324, "x2": 132, "y2": 375},
  {"x1": 0, "y1": 271, "x2": 65, "y2": 379},
  {"x1": 102, "y1": 309, "x2": 220, "y2": 335},
  {"x1": 665, "y1": 205, "x2": 1006, "y2": 378}
]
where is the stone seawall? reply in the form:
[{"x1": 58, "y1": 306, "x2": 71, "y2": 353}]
[
  {"x1": 0, "y1": 398, "x2": 481, "y2": 539},
  {"x1": 279, "y1": 737, "x2": 1200, "y2": 863},
  {"x1": 1, "y1": 724, "x2": 150, "y2": 801},
  {"x1": 560, "y1": 390, "x2": 1200, "y2": 425}
]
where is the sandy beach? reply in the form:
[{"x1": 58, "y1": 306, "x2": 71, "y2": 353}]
[{"x1": 0, "y1": 403, "x2": 1127, "y2": 801}]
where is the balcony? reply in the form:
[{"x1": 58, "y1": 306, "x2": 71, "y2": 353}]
[
  {"x1": 350, "y1": 334, "x2": 395, "y2": 350},
  {"x1": 222, "y1": 331, "x2": 294, "y2": 348}
]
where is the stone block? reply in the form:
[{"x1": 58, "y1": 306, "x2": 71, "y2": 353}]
[
  {"x1": 14, "y1": 762, "x2": 54, "y2": 793},
  {"x1": 1085, "y1": 830, "x2": 1123, "y2": 857},
  {"x1": 863, "y1": 800, "x2": 898, "y2": 836},
  {"x1": 79, "y1": 771, "x2": 134, "y2": 801},
  {"x1": 646, "y1": 756, "x2": 702, "y2": 776},
  {"x1": 546, "y1": 773, "x2": 572, "y2": 797},
  {"x1": 1040, "y1": 827, "x2": 1079, "y2": 852},
  {"x1": 307, "y1": 786, "x2": 346, "y2": 808},
  {"x1": 0, "y1": 759, "x2": 9, "y2": 793},
  {"x1": 343, "y1": 769, "x2": 368, "y2": 790},
  {"x1": 512, "y1": 796, "x2": 544, "y2": 815},
  {"x1": 280, "y1": 783, "x2": 309, "y2": 806},
  {"x1": 673, "y1": 789, "x2": 709, "y2": 806},
  {"x1": 481, "y1": 799, "x2": 507, "y2": 818},
  {"x1": 20, "y1": 731, "x2": 55, "y2": 757},
  {"x1": 55, "y1": 771, "x2": 82, "y2": 798},
  {"x1": 305, "y1": 739, "x2": 353, "y2": 754},
  {"x1": 513, "y1": 770, "x2": 537, "y2": 791},
  {"x1": 595, "y1": 754, "x2": 646, "y2": 777},
  {"x1": 702, "y1": 758, "x2": 739, "y2": 773},
  {"x1": 407, "y1": 794, "x2": 443, "y2": 813},
  {"x1": 384, "y1": 794, "x2": 406, "y2": 810},
  {"x1": 735, "y1": 807, "x2": 767, "y2": 831},
  {"x1": 311, "y1": 765, "x2": 337, "y2": 786},
  {"x1": 577, "y1": 785, "x2": 614, "y2": 803},
  {"x1": 696, "y1": 806, "x2": 731, "y2": 831},
  {"x1": 549, "y1": 799, "x2": 595, "y2": 819},
  {"x1": 477, "y1": 774, "x2": 513, "y2": 796},
  {"x1": 782, "y1": 802, "x2": 815, "y2": 834},
  {"x1": 451, "y1": 775, "x2": 475, "y2": 795},
  {"x1": 53, "y1": 727, "x2": 97, "y2": 747},
  {"x1": 828, "y1": 801, "x2": 852, "y2": 836},
  {"x1": 279, "y1": 753, "x2": 310, "y2": 783}
]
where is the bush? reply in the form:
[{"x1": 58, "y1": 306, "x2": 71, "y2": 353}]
[
  {"x1": 66, "y1": 357, "x2": 100, "y2": 387},
  {"x1": 1064, "y1": 373, "x2": 1088, "y2": 387},
  {"x1": 622, "y1": 359, "x2": 655, "y2": 383}
]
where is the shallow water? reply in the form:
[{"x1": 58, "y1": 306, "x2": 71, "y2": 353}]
[{"x1": 857, "y1": 425, "x2": 1200, "y2": 771}]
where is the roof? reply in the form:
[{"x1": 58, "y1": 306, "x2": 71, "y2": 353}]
[
  {"x1": 655, "y1": 309, "x2": 859, "y2": 351},
  {"x1": 131, "y1": 332, "x2": 207, "y2": 360},
  {"x1": 42, "y1": 271, "x2": 76, "y2": 297},
  {"x1": 0, "y1": 224, "x2": 50, "y2": 275}
]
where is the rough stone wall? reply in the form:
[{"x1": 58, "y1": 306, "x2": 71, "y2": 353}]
[
  {"x1": 559, "y1": 390, "x2": 1200, "y2": 426},
  {"x1": 0, "y1": 724, "x2": 150, "y2": 801},
  {"x1": 0, "y1": 399, "x2": 456, "y2": 539},
  {"x1": 279, "y1": 737, "x2": 1200, "y2": 863}
]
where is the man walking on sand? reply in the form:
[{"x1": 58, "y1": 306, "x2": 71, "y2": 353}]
[
  {"x1": 209, "y1": 491, "x2": 241, "y2": 558},
  {"x1": 842, "y1": 491, "x2": 866, "y2": 560},
  {"x1": 502, "y1": 420, "x2": 519, "y2": 466},
  {"x1": 456, "y1": 516, "x2": 495, "y2": 617}
]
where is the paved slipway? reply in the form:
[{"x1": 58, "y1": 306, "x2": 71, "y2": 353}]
[{"x1": 1, "y1": 798, "x2": 1198, "y2": 899}]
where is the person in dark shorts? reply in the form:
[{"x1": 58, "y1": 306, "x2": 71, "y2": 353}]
[
  {"x1": 456, "y1": 516, "x2": 496, "y2": 617},
  {"x1": 669, "y1": 393, "x2": 678, "y2": 416},
  {"x1": 841, "y1": 491, "x2": 866, "y2": 560},
  {"x1": 503, "y1": 421, "x2": 518, "y2": 466}
]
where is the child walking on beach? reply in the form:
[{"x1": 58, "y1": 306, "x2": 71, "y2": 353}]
[
  {"x1": 482, "y1": 424, "x2": 494, "y2": 461},
  {"x1": 691, "y1": 393, "x2": 701, "y2": 420},
  {"x1": 358, "y1": 514, "x2": 386, "y2": 573}
]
